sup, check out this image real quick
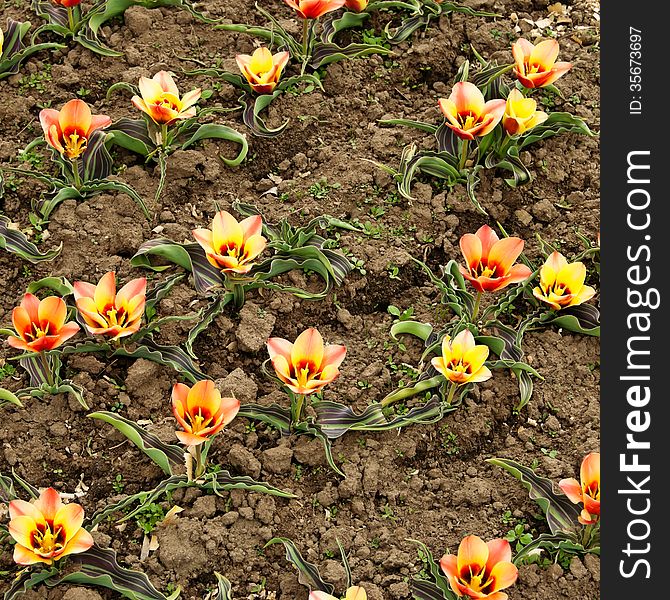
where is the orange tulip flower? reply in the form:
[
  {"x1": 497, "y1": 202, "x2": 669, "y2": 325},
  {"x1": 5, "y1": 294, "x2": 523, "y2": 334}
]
[
  {"x1": 39, "y1": 99, "x2": 111, "y2": 160},
  {"x1": 502, "y1": 89, "x2": 548, "y2": 136},
  {"x1": 440, "y1": 535, "x2": 518, "y2": 599},
  {"x1": 172, "y1": 380, "x2": 240, "y2": 446},
  {"x1": 53, "y1": 0, "x2": 82, "y2": 6},
  {"x1": 344, "y1": 0, "x2": 368, "y2": 11},
  {"x1": 7, "y1": 294, "x2": 79, "y2": 353},
  {"x1": 73, "y1": 272, "x2": 146, "y2": 339},
  {"x1": 236, "y1": 47, "x2": 290, "y2": 94},
  {"x1": 431, "y1": 330, "x2": 491, "y2": 386},
  {"x1": 512, "y1": 38, "x2": 572, "y2": 89},
  {"x1": 8, "y1": 487, "x2": 94, "y2": 565},
  {"x1": 132, "y1": 71, "x2": 201, "y2": 125},
  {"x1": 283, "y1": 0, "x2": 346, "y2": 19},
  {"x1": 311, "y1": 588, "x2": 367, "y2": 600},
  {"x1": 459, "y1": 225, "x2": 532, "y2": 293},
  {"x1": 559, "y1": 452, "x2": 600, "y2": 525},
  {"x1": 533, "y1": 252, "x2": 596, "y2": 310},
  {"x1": 192, "y1": 211, "x2": 267, "y2": 275},
  {"x1": 439, "y1": 82, "x2": 505, "y2": 141},
  {"x1": 267, "y1": 327, "x2": 346, "y2": 396}
]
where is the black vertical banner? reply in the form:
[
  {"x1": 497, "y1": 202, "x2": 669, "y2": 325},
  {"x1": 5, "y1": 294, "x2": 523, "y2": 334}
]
[{"x1": 601, "y1": 3, "x2": 670, "y2": 598}]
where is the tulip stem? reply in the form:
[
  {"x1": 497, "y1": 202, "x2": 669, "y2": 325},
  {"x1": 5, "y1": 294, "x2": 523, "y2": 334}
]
[
  {"x1": 291, "y1": 394, "x2": 305, "y2": 426},
  {"x1": 445, "y1": 382, "x2": 458, "y2": 406},
  {"x1": 301, "y1": 19, "x2": 310, "y2": 74},
  {"x1": 459, "y1": 139, "x2": 470, "y2": 171},
  {"x1": 71, "y1": 158, "x2": 81, "y2": 189},
  {"x1": 40, "y1": 352, "x2": 55, "y2": 388},
  {"x1": 194, "y1": 444, "x2": 204, "y2": 479},
  {"x1": 232, "y1": 284, "x2": 245, "y2": 309},
  {"x1": 160, "y1": 124, "x2": 169, "y2": 149},
  {"x1": 472, "y1": 291, "x2": 482, "y2": 321},
  {"x1": 67, "y1": 7, "x2": 77, "y2": 32}
]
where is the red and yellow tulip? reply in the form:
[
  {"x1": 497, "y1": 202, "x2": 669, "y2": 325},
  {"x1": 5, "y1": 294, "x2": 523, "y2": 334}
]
[
  {"x1": 559, "y1": 452, "x2": 600, "y2": 525},
  {"x1": 267, "y1": 327, "x2": 346, "y2": 396},
  {"x1": 8, "y1": 487, "x2": 94, "y2": 565},
  {"x1": 283, "y1": 0, "x2": 346, "y2": 19},
  {"x1": 172, "y1": 380, "x2": 240, "y2": 446},
  {"x1": 53, "y1": 0, "x2": 82, "y2": 6},
  {"x1": 39, "y1": 99, "x2": 111, "y2": 160},
  {"x1": 192, "y1": 211, "x2": 267, "y2": 275},
  {"x1": 459, "y1": 225, "x2": 532, "y2": 293},
  {"x1": 512, "y1": 38, "x2": 572, "y2": 89},
  {"x1": 440, "y1": 535, "x2": 518, "y2": 599},
  {"x1": 73, "y1": 272, "x2": 146, "y2": 340},
  {"x1": 533, "y1": 252, "x2": 596, "y2": 310},
  {"x1": 344, "y1": 0, "x2": 368, "y2": 11},
  {"x1": 502, "y1": 89, "x2": 548, "y2": 136},
  {"x1": 310, "y1": 588, "x2": 367, "y2": 600},
  {"x1": 236, "y1": 47, "x2": 290, "y2": 95},
  {"x1": 132, "y1": 71, "x2": 201, "y2": 125},
  {"x1": 439, "y1": 82, "x2": 505, "y2": 141},
  {"x1": 7, "y1": 294, "x2": 79, "y2": 353},
  {"x1": 431, "y1": 330, "x2": 491, "y2": 386}
]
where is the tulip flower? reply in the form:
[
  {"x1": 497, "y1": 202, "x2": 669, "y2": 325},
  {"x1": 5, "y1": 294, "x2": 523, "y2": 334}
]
[
  {"x1": 53, "y1": 0, "x2": 82, "y2": 6},
  {"x1": 7, "y1": 294, "x2": 79, "y2": 353},
  {"x1": 39, "y1": 99, "x2": 111, "y2": 161},
  {"x1": 533, "y1": 251, "x2": 596, "y2": 310},
  {"x1": 236, "y1": 47, "x2": 290, "y2": 94},
  {"x1": 267, "y1": 327, "x2": 346, "y2": 396},
  {"x1": 559, "y1": 452, "x2": 600, "y2": 525},
  {"x1": 73, "y1": 272, "x2": 146, "y2": 340},
  {"x1": 459, "y1": 225, "x2": 532, "y2": 294},
  {"x1": 8, "y1": 487, "x2": 94, "y2": 565},
  {"x1": 431, "y1": 330, "x2": 492, "y2": 396},
  {"x1": 0, "y1": 27, "x2": 4, "y2": 56},
  {"x1": 171, "y1": 380, "x2": 240, "y2": 446},
  {"x1": 439, "y1": 82, "x2": 506, "y2": 141},
  {"x1": 132, "y1": 71, "x2": 201, "y2": 126},
  {"x1": 192, "y1": 211, "x2": 267, "y2": 276},
  {"x1": 502, "y1": 89, "x2": 548, "y2": 136},
  {"x1": 440, "y1": 535, "x2": 518, "y2": 599},
  {"x1": 344, "y1": 0, "x2": 368, "y2": 11},
  {"x1": 512, "y1": 38, "x2": 572, "y2": 89},
  {"x1": 283, "y1": 0, "x2": 346, "y2": 19},
  {"x1": 311, "y1": 588, "x2": 367, "y2": 600}
]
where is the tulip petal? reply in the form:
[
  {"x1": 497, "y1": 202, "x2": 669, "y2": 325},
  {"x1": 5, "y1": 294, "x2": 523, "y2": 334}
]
[
  {"x1": 180, "y1": 88, "x2": 202, "y2": 110},
  {"x1": 239, "y1": 215, "x2": 263, "y2": 240},
  {"x1": 154, "y1": 71, "x2": 180, "y2": 96},
  {"x1": 309, "y1": 593, "x2": 338, "y2": 600},
  {"x1": 345, "y1": 587, "x2": 367, "y2": 600},
  {"x1": 457, "y1": 535, "x2": 489, "y2": 576},
  {"x1": 115, "y1": 277, "x2": 146, "y2": 310},
  {"x1": 58, "y1": 99, "x2": 91, "y2": 136},
  {"x1": 488, "y1": 237, "x2": 525, "y2": 275},
  {"x1": 530, "y1": 39, "x2": 560, "y2": 69},
  {"x1": 21, "y1": 293, "x2": 41, "y2": 323},
  {"x1": 463, "y1": 344, "x2": 489, "y2": 372},
  {"x1": 488, "y1": 561, "x2": 519, "y2": 592},
  {"x1": 570, "y1": 284, "x2": 596, "y2": 307},
  {"x1": 218, "y1": 396, "x2": 241, "y2": 427},
  {"x1": 186, "y1": 379, "x2": 221, "y2": 418},
  {"x1": 581, "y1": 452, "x2": 600, "y2": 487},
  {"x1": 558, "y1": 477, "x2": 582, "y2": 504},
  {"x1": 35, "y1": 487, "x2": 62, "y2": 521},
  {"x1": 13, "y1": 544, "x2": 50, "y2": 566},
  {"x1": 57, "y1": 526, "x2": 94, "y2": 558},
  {"x1": 9, "y1": 499, "x2": 43, "y2": 521},
  {"x1": 139, "y1": 76, "x2": 166, "y2": 103},
  {"x1": 8, "y1": 515, "x2": 38, "y2": 549},
  {"x1": 38, "y1": 296, "x2": 67, "y2": 332},
  {"x1": 267, "y1": 337, "x2": 294, "y2": 363},
  {"x1": 460, "y1": 233, "x2": 483, "y2": 270},
  {"x1": 88, "y1": 114, "x2": 112, "y2": 134},
  {"x1": 291, "y1": 328, "x2": 325, "y2": 371},
  {"x1": 212, "y1": 211, "x2": 244, "y2": 254},
  {"x1": 450, "y1": 82, "x2": 486, "y2": 117},
  {"x1": 176, "y1": 430, "x2": 207, "y2": 446},
  {"x1": 556, "y1": 261, "x2": 587, "y2": 294},
  {"x1": 94, "y1": 272, "x2": 117, "y2": 313},
  {"x1": 469, "y1": 365, "x2": 492, "y2": 383},
  {"x1": 506, "y1": 263, "x2": 533, "y2": 284},
  {"x1": 240, "y1": 233, "x2": 267, "y2": 263},
  {"x1": 322, "y1": 344, "x2": 347, "y2": 370},
  {"x1": 54, "y1": 502, "x2": 85, "y2": 542},
  {"x1": 11, "y1": 306, "x2": 32, "y2": 340},
  {"x1": 486, "y1": 539, "x2": 513, "y2": 572}
]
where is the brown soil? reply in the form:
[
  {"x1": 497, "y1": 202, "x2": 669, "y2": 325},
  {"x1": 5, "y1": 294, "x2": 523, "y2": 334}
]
[{"x1": 0, "y1": 0, "x2": 600, "y2": 599}]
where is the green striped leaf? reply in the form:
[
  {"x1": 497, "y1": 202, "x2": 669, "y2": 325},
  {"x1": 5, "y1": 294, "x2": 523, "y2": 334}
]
[
  {"x1": 0, "y1": 215, "x2": 62, "y2": 263},
  {"x1": 89, "y1": 411, "x2": 184, "y2": 475},
  {"x1": 265, "y1": 538, "x2": 335, "y2": 594},
  {"x1": 488, "y1": 458, "x2": 582, "y2": 535}
]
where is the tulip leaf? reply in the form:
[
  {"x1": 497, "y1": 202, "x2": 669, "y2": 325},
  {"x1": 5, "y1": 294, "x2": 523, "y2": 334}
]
[
  {"x1": 236, "y1": 403, "x2": 293, "y2": 435},
  {"x1": 107, "y1": 118, "x2": 154, "y2": 157},
  {"x1": 81, "y1": 129, "x2": 114, "y2": 182},
  {"x1": 488, "y1": 457, "x2": 582, "y2": 535},
  {"x1": 89, "y1": 411, "x2": 184, "y2": 475},
  {"x1": 209, "y1": 573, "x2": 233, "y2": 600},
  {"x1": 545, "y1": 304, "x2": 600, "y2": 337},
  {"x1": 112, "y1": 338, "x2": 209, "y2": 383},
  {"x1": 311, "y1": 41, "x2": 393, "y2": 69},
  {"x1": 35, "y1": 185, "x2": 84, "y2": 222},
  {"x1": 512, "y1": 532, "x2": 588, "y2": 566},
  {"x1": 185, "y1": 294, "x2": 233, "y2": 356},
  {"x1": 320, "y1": 11, "x2": 370, "y2": 44},
  {"x1": 144, "y1": 273, "x2": 186, "y2": 319},
  {"x1": 0, "y1": 388, "x2": 23, "y2": 409},
  {"x1": 313, "y1": 395, "x2": 445, "y2": 439},
  {"x1": 390, "y1": 320, "x2": 434, "y2": 342},
  {"x1": 518, "y1": 112, "x2": 594, "y2": 149},
  {"x1": 181, "y1": 123, "x2": 248, "y2": 167},
  {"x1": 379, "y1": 118, "x2": 438, "y2": 135},
  {"x1": 241, "y1": 91, "x2": 290, "y2": 138},
  {"x1": 2, "y1": 567, "x2": 60, "y2": 600},
  {"x1": 26, "y1": 276, "x2": 74, "y2": 296},
  {"x1": 0, "y1": 471, "x2": 19, "y2": 502},
  {"x1": 0, "y1": 215, "x2": 62, "y2": 263},
  {"x1": 0, "y1": 19, "x2": 64, "y2": 78},
  {"x1": 57, "y1": 545, "x2": 170, "y2": 600},
  {"x1": 265, "y1": 538, "x2": 336, "y2": 594},
  {"x1": 408, "y1": 539, "x2": 458, "y2": 600},
  {"x1": 82, "y1": 179, "x2": 150, "y2": 219}
]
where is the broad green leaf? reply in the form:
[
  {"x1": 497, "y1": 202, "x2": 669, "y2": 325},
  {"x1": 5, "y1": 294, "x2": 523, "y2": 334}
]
[
  {"x1": 181, "y1": 123, "x2": 248, "y2": 167},
  {"x1": 0, "y1": 215, "x2": 62, "y2": 263},
  {"x1": 265, "y1": 538, "x2": 335, "y2": 594}
]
